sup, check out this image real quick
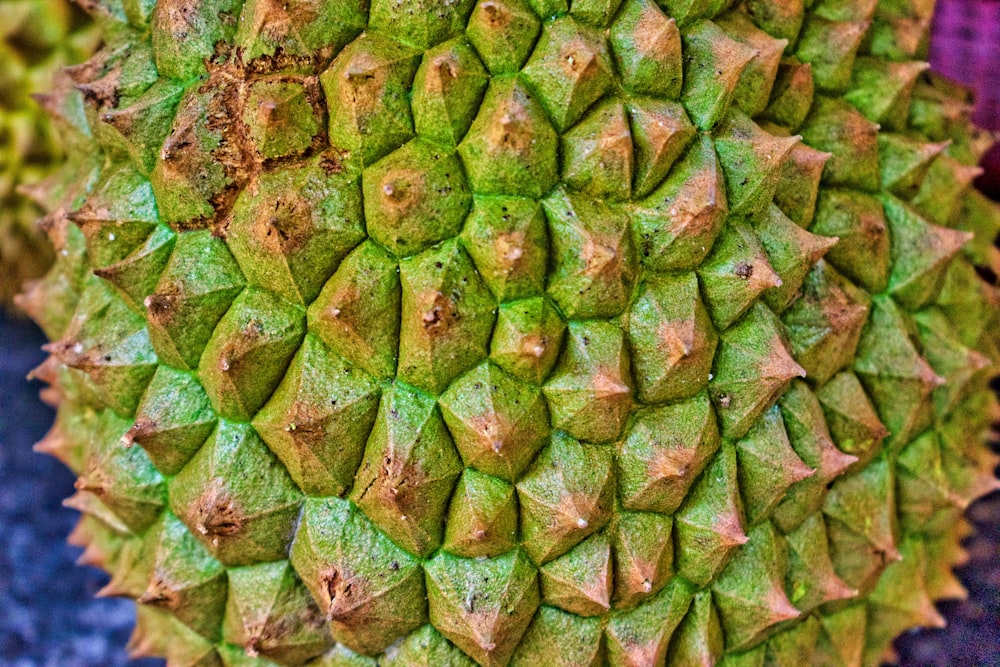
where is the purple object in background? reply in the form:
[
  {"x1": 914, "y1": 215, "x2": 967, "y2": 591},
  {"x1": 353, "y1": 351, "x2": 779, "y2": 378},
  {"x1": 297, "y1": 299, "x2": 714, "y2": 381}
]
[{"x1": 930, "y1": 0, "x2": 1000, "y2": 131}]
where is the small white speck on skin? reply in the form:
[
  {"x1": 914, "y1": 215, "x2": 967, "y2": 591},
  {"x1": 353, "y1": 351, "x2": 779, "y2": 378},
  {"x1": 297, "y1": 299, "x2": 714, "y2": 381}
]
[
  {"x1": 507, "y1": 247, "x2": 523, "y2": 260},
  {"x1": 531, "y1": 344, "x2": 545, "y2": 358},
  {"x1": 61, "y1": 249, "x2": 68, "y2": 256},
  {"x1": 576, "y1": 517, "x2": 589, "y2": 529},
  {"x1": 108, "y1": 232, "x2": 116, "y2": 241},
  {"x1": 642, "y1": 579, "x2": 652, "y2": 592},
  {"x1": 330, "y1": 308, "x2": 341, "y2": 317},
  {"x1": 72, "y1": 342, "x2": 83, "y2": 354},
  {"x1": 708, "y1": 373, "x2": 714, "y2": 381}
]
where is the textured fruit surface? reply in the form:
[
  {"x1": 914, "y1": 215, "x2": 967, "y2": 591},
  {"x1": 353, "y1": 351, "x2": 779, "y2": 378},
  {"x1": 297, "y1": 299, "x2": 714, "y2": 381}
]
[
  {"x1": 0, "y1": 0, "x2": 97, "y2": 304},
  {"x1": 19, "y1": 0, "x2": 1000, "y2": 666}
]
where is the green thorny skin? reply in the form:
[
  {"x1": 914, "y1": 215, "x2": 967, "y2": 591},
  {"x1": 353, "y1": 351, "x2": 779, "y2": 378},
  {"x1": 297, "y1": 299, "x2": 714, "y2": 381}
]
[
  {"x1": 0, "y1": 0, "x2": 97, "y2": 304},
  {"x1": 16, "y1": 0, "x2": 1000, "y2": 665}
]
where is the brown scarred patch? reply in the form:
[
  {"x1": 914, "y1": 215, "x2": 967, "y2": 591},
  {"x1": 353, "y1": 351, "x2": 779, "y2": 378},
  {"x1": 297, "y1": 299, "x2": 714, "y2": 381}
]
[
  {"x1": 192, "y1": 484, "x2": 245, "y2": 539},
  {"x1": 144, "y1": 285, "x2": 182, "y2": 327},
  {"x1": 734, "y1": 261, "x2": 754, "y2": 278},
  {"x1": 559, "y1": 40, "x2": 601, "y2": 81},
  {"x1": 320, "y1": 567, "x2": 368, "y2": 623},
  {"x1": 379, "y1": 168, "x2": 427, "y2": 217},
  {"x1": 216, "y1": 319, "x2": 265, "y2": 372},
  {"x1": 421, "y1": 291, "x2": 461, "y2": 333},
  {"x1": 488, "y1": 97, "x2": 534, "y2": 154},
  {"x1": 256, "y1": 192, "x2": 314, "y2": 255},
  {"x1": 160, "y1": 58, "x2": 329, "y2": 236},
  {"x1": 121, "y1": 418, "x2": 157, "y2": 448},
  {"x1": 481, "y1": 1, "x2": 512, "y2": 28},
  {"x1": 319, "y1": 147, "x2": 348, "y2": 174},
  {"x1": 138, "y1": 574, "x2": 181, "y2": 610}
]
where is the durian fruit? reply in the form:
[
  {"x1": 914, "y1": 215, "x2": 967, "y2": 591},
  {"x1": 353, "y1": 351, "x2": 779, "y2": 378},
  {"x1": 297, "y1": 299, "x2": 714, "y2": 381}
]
[
  {"x1": 0, "y1": 0, "x2": 97, "y2": 304},
  {"x1": 19, "y1": 0, "x2": 1000, "y2": 665}
]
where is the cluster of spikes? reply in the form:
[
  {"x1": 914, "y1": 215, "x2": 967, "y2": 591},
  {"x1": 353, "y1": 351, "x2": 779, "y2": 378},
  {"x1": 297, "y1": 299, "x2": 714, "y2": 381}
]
[
  {"x1": 16, "y1": 0, "x2": 1000, "y2": 665},
  {"x1": 0, "y1": 0, "x2": 97, "y2": 303}
]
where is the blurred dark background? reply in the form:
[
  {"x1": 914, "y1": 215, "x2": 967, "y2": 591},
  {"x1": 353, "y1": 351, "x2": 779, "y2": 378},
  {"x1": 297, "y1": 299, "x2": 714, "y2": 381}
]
[{"x1": 2, "y1": 1, "x2": 1000, "y2": 665}]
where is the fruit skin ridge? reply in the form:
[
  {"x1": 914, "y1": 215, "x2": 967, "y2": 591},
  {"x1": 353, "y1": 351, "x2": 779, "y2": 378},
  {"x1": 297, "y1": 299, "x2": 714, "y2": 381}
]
[{"x1": 16, "y1": 0, "x2": 1000, "y2": 665}]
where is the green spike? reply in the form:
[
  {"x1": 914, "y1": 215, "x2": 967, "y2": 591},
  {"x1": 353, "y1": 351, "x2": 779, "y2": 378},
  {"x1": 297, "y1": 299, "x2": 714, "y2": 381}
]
[
  {"x1": 619, "y1": 392, "x2": 719, "y2": 514},
  {"x1": 609, "y1": 0, "x2": 683, "y2": 99},
  {"x1": 543, "y1": 321, "x2": 633, "y2": 444},
  {"x1": 697, "y1": 218, "x2": 783, "y2": 330},
  {"x1": 197, "y1": 287, "x2": 306, "y2": 421},
  {"x1": 253, "y1": 334, "x2": 380, "y2": 498},
  {"x1": 774, "y1": 379, "x2": 857, "y2": 532},
  {"x1": 540, "y1": 531, "x2": 613, "y2": 616},
  {"x1": 627, "y1": 273, "x2": 717, "y2": 403},
  {"x1": 124, "y1": 365, "x2": 217, "y2": 476},
  {"x1": 784, "y1": 513, "x2": 856, "y2": 613},
  {"x1": 809, "y1": 189, "x2": 890, "y2": 293},
  {"x1": 630, "y1": 134, "x2": 728, "y2": 272},
  {"x1": 439, "y1": 361, "x2": 549, "y2": 481},
  {"x1": 509, "y1": 606, "x2": 604, "y2": 665},
  {"x1": 799, "y1": 96, "x2": 880, "y2": 192},
  {"x1": 612, "y1": 511, "x2": 674, "y2": 608},
  {"x1": 844, "y1": 58, "x2": 927, "y2": 130},
  {"x1": 369, "y1": 0, "x2": 475, "y2": 50},
  {"x1": 227, "y1": 153, "x2": 365, "y2": 303},
  {"x1": 736, "y1": 405, "x2": 814, "y2": 526},
  {"x1": 814, "y1": 370, "x2": 888, "y2": 468},
  {"x1": 516, "y1": 433, "x2": 615, "y2": 564},
  {"x1": 667, "y1": 591, "x2": 724, "y2": 666},
  {"x1": 425, "y1": 549, "x2": 540, "y2": 667},
  {"x1": 442, "y1": 469, "x2": 519, "y2": 558},
  {"x1": 709, "y1": 303, "x2": 806, "y2": 439},
  {"x1": 411, "y1": 37, "x2": 489, "y2": 145},
  {"x1": 781, "y1": 260, "x2": 871, "y2": 384},
  {"x1": 462, "y1": 196, "x2": 549, "y2": 302},
  {"x1": 718, "y1": 12, "x2": 789, "y2": 116},
  {"x1": 290, "y1": 497, "x2": 427, "y2": 655},
  {"x1": 457, "y1": 77, "x2": 559, "y2": 197},
  {"x1": 223, "y1": 560, "x2": 332, "y2": 664},
  {"x1": 823, "y1": 456, "x2": 900, "y2": 595},
  {"x1": 675, "y1": 442, "x2": 748, "y2": 585},
  {"x1": 169, "y1": 421, "x2": 303, "y2": 566},
  {"x1": 876, "y1": 133, "x2": 949, "y2": 198},
  {"x1": 560, "y1": 99, "x2": 634, "y2": 201},
  {"x1": 351, "y1": 382, "x2": 463, "y2": 556},
  {"x1": 795, "y1": 16, "x2": 870, "y2": 92},
  {"x1": 605, "y1": 579, "x2": 695, "y2": 666},
  {"x1": 712, "y1": 522, "x2": 800, "y2": 651},
  {"x1": 772, "y1": 141, "x2": 829, "y2": 228},
  {"x1": 380, "y1": 625, "x2": 476, "y2": 666},
  {"x1": 466, "y1": 0, "x2": 539, "y2": 75},
  {"x1": 854, "y1": 295, "x2": 944, "y2": 448},
  {"x1": 542, "y1": 188, "x2": 635, "y2": 319},
  {"x1": 307, "y1": 240, "x2": 401, "y2": 381},
  {"x1": 680, "y1": 19, "x2": 757, "y2": 130},
  {"x1": 881, "y1": 194, "x2": 971, "y2": 310},
  {"x1": 520, "y1": 16, "x2": 614, "y2": 132}
]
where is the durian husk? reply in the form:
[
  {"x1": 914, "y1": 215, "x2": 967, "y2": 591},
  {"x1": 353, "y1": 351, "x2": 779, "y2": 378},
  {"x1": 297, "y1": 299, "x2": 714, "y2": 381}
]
[{"x1": 0, "y1": 0, "x2": 98, "y2": 305}]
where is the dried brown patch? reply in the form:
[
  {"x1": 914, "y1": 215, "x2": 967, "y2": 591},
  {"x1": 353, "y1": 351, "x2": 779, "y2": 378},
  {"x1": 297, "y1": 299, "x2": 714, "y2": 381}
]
[
  {"x1": 193, "y1": 485, "x2": 245, "y2": 538},
  {"x1": 421, "y1": 291, "x2": 461, "y2": 334},
  {"x1": 257, "y1": 192, "x2": 314, "y2": 255}
]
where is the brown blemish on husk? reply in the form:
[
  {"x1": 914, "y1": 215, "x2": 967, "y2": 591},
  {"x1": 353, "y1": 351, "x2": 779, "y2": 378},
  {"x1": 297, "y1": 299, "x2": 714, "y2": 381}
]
[
  {"x1": 161, "y1": 56, "x2": 328, "y2": 236},
  {"x1": 256, "y1": 192, "x2": 314, "y2": 255},
  {"x1": 137, "y1": 574, "x2": 181, "y2": 609},
  {"x1": 421, "y1": 291, "x2": 461, "y2": 334},
  {"x1": 193, "y1": 484, "x2": 245, "y2": 539}
]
